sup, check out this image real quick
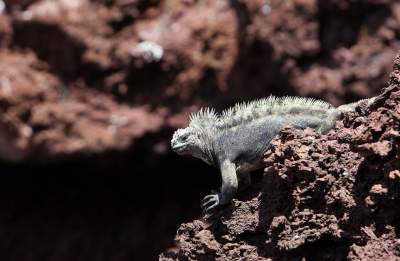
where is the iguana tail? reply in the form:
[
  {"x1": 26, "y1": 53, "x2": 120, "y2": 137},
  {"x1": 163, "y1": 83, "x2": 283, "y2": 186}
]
[
  {"x1": 336, "y1": 96, "x2": 377, "y2": 113},
  {"x1": 318, "y1": 96, "x2": 377, "y2": 133}
]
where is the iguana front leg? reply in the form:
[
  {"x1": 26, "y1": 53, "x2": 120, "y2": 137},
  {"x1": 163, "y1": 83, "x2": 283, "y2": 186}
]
[{"x1": 201, "y1": 160, "x2": 238, "y2": 212}]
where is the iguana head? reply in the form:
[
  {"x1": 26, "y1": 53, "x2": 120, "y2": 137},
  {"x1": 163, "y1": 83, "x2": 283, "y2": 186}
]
[
  {"x1": 171, "y1": 127, "x2": 202, "y2": 155},
  {"x1": 171, "y1": 127, "x2": 212, "y2": 164},
  {"x1": 171, "y1": 108, "x2": 218, "y2": 165}
]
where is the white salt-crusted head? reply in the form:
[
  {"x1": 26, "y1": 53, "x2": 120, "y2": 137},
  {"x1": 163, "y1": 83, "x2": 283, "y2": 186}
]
[{"x1": 171, "y1": 125, "x2": 214, "y2": 165}]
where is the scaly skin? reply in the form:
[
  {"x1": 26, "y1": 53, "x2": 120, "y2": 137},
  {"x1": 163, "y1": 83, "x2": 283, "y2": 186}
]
[{"x1": 171, "y1": 96, "x2": 376, "y2": 212}]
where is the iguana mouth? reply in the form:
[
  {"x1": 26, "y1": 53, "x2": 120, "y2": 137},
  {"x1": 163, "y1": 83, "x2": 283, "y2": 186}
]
[{"x1": 171, "y1": 144, "x2": 185, "y2": 152}]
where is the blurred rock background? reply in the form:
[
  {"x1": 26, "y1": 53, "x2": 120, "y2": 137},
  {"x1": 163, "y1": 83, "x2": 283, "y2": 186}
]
[{"x1": 0, "y1": 0, "x2": 399, "y2": 260}]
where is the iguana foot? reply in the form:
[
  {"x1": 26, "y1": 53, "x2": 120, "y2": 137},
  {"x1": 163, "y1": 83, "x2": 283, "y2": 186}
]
[{"x1": 201, "y1": 191, "x2": 221, "y2": 212}]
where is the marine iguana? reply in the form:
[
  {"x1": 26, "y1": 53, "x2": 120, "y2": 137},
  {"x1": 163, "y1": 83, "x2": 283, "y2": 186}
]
[{"x1": 171, "y1": 95, "x2": 376, "y2": 212}]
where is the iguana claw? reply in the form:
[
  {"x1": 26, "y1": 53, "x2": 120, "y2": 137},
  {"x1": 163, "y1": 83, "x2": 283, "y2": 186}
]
[{"x1": 201, "y1": 192, "x2": 220, "y2": 212}]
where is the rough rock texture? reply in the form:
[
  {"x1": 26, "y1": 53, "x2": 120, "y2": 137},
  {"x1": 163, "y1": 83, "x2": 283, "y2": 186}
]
[
  {"x1": 1, "y1": 0, "x2": 400, "y2": 162},
  {"x1": 0, "y1": 0, "x2": 400, "y2": 260},
  {"x1": 11, "y1": 0, "x2": 239, "y2": 107},
  {"x1": 0, "y1": 50, "x2": 164, "y2": 162},
  {"x1": 159, "y1": 55, "x2": 400, "y2": 260}
]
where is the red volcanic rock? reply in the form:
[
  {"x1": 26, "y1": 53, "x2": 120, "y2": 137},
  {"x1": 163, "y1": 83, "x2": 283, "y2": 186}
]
[
  {"x1": 0, "y1": 14, "x2": 11, "y2": 47},
  {"x1": 291, "y1": 1, "x2": 400, "y2": 105},
  {"x1": 0, "y1": 50, "x2": 59, "y2": 162},
  {"x1": 159, "y1": 53, "x2": 400, "y2": 260},
  {"x1": 11, "y1": 0, "x2": 239, "y2": 107},
  {"x1": 0, "y1": 0, "x2": 399, "y2": 260},
  {"x1": 0, "y1": 50, "x2": 164, "y2": 162}
]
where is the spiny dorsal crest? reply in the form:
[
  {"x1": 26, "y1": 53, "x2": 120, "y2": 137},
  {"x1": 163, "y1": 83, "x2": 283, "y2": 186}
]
[
  {"x1": 188, "y1": 107, "x2": 218, "y2": 129},
  {"x1": 188, "y1": 95, "x2": 334, "y2": 130}
]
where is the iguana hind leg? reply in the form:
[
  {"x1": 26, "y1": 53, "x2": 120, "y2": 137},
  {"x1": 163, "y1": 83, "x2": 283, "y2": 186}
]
[{"x1": 238, "y1": 172, "x2": 251, "y2": 190}]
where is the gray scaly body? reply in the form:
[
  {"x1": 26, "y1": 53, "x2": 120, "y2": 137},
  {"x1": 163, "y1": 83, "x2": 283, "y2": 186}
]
[{"x1": 171, "y1": 95, "x2": 376, "y2": 212}]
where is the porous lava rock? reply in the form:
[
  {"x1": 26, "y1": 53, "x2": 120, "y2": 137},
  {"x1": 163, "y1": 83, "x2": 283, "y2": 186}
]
[{"x1": 159, "y1": 53, "x2": 400, "y2": 261}]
